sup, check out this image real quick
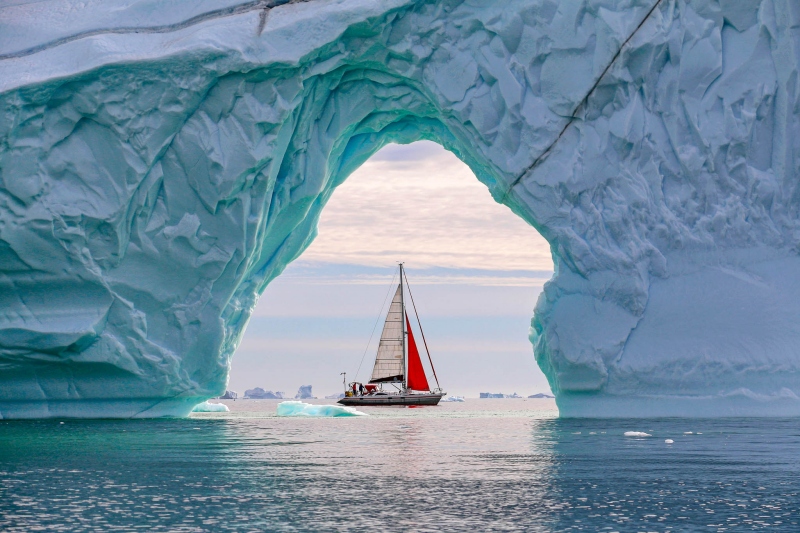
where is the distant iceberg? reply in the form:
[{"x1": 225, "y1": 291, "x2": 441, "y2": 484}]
[
  {"x1": 294, "y1": 385, "x2": 316, "y2": 399},
  {"x1": 441, "y1": 396, "x2": 465, "y2": 402},
  {"x1": 325, "y1": 393, "x2": 345, "y2": 399},
  {"x1": 191, "y1": 401, "x2": 229, "y2": 413},
  {"x1": 218, "y1": 390, "x2": 238, "y2": 400},
  {"x1": 480, "y1": 392, "x2": 523, "y2": 399},
  {"x1": 276, "y1": 401, "x2": 366, "y2": 417},
  {"x1": 528, "y1": 393, "x2": 555, "y2": 399},
  {"x1": 244, "y1": 388, "x2": 285, "y2": 399}
]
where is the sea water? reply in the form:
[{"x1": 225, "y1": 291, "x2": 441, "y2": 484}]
[{"x1": 0, "y1": 399, "x2": 797, "y2": 532}]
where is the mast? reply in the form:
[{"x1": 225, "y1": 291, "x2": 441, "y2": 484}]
[{"x1": 400, "y1": 263, "x2": 406, "y2": 391}]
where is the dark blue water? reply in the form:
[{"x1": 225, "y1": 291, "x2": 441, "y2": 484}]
[{"x1": 1, "y1": 400, "x2": 798, "y2": 532}]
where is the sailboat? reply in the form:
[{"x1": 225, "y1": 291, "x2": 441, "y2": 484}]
[{"x1": 338, "y1": 264, "x2": 446, "y2": 406}]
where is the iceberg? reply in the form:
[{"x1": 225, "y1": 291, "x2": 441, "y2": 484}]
[
  {"x1": 441, "y1": 396, "x2": 465, "y2": 403},
  {"x1": 192, "y1": 401, "x2": 229, "y2": 413},
  {"x1": 325, "y1": 393, "x2": 345, "y2": 400},
  {"x1": 276, "y1": 401, "x2": 366, "y2": 417},
  {"x1": 0, "y1": 0, "x2": 799, "y2": 418},
  {"x1": 244, "y1": 388, "x2": 284, "y2": 400},
  {"x1": 294, "y1": 385, "x2": 316, "y2": 400}
]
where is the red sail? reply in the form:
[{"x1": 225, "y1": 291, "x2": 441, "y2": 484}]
[{"x1": 405, "y1": 313, "x2": 430, "y2": 391}]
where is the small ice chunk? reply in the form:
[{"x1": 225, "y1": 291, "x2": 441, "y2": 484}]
[
  {"x1": 665, "y1": 439, "x2": 674, "y2": 444},
  {"x1": 684, "y1": 431, "x2": 693, "y2": 435},
  {"x1": 192, "y1": 401, "x2": 230, "y2": 412},
  {"x1": 276, "y1": 400, "x2": 366, "y2": 417},
  {"x1": 624, "y1": 431, "x2": 652, "y2": 437},
  {"x1": 441, "y1": 395, "x2": 465, "y2": 402}
]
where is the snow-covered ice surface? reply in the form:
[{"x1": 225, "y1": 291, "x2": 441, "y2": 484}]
[
  {"x1": 1, "y1": 0, "x2": 799, "y2": 418},
  {"x1": 276, "y1": 401, "x2": 366, "y2": 417},
  {"x1": 191, "y1": 401, "x2": 230, "y2": 413}
]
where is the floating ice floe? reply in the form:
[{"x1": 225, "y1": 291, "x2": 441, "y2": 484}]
[
  {"x1": 276, "y1": 401, "x2": 366, "y2": 417},
  {"x1": 192, "y1": 401, "x2": 229, "y2": 413},
  {"x1": 441, "y1": 396, "x2": 465, "y2": 402},
  {"x1": 665, "y1": 439, "x2": 674, "y2": 444},
  {"x1": 624, "y1": 431, "x2": 652, "y2": 437}
]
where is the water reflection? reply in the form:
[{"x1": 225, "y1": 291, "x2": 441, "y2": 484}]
[
  {"x1": 0, "y1": 407, "x2": 798, "y2": 531},
  {"x1": 542, "y1": 418, "x2": 800, "y2": 531}
]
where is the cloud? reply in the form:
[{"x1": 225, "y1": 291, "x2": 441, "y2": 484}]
[
  {"x1": 301, "y1": 141, "x2": 553, "y2": 271},
  {"x1": 368, "y1": 141, "x2": 444, "y2": 162},
  {"x1": 275, "y1": 261, "x2": 552, "y2": 287},
  {"x1": 254, "y1": 268, "x2": 545, "y2": 318}
]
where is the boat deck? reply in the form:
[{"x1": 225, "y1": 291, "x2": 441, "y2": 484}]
[{"x1": 338, "y1": 393, "x2": 444, "y2": 406}]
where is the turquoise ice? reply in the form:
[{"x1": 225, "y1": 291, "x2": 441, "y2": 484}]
[
  {"x1": 1, "y1": 0, "x2": 799, "y2": 417},
  {"x1": 276, "y1": 401, "x2": 367, "y2": 417},
  {"x1": 191, "y1": 401, "x2": 230, "y2": 413}
]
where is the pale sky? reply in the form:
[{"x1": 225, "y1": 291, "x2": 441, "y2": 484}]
[
  {"x1": 301, "y1": 140, "x2": 553, "y2": 271},
  {"x1": 228, "y1": 141, "x2": 555, "y2": 398}
]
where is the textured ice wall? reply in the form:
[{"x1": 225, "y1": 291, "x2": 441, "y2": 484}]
[{"x1": 1, "y1": 0, "x2": 799, "y2": 418}]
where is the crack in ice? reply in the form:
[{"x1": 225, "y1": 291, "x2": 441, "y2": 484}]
[{"x1": 0, "y1": 0, "x2": 314, "y2": 61}]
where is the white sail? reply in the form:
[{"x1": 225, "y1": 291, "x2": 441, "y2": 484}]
[{"x1": 369, "y1": 284, "x2": 404, "y2": 383}]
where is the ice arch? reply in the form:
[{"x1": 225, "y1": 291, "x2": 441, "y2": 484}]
[{"x1": 1, "y1": 0, "x2": 799, "y2": 418}]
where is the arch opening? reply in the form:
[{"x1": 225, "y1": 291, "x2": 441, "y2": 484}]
[{"x1": 230, "y1": 140, "x2": 555, "y2": 399}]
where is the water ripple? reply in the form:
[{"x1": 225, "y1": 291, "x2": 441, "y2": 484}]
[{"x1": 0, "y1": 402, "x2": 797, "y2": 531}]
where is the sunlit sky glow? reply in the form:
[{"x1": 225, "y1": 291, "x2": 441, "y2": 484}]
[
  {"x1": 301, "y1": 140, "x2": 553, "y2": 271},
  {"x1": 229, "y1": 141, "x2": 554, "y2": 398}
]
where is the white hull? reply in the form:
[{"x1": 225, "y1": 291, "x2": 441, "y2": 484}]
[{"x1": 338, "y1": 392, "x2": 444, "y2": 406}]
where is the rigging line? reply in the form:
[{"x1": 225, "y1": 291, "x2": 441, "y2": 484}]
[
  {"x1": 354, "y1": 270, "x2": 397, "y2": 382},
  {"x1": 500, "y1": 0, "x2": 665, "y2": 203},
  {"x1": 402, "y1": 268, "x2": 440, "y2": 389}
]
